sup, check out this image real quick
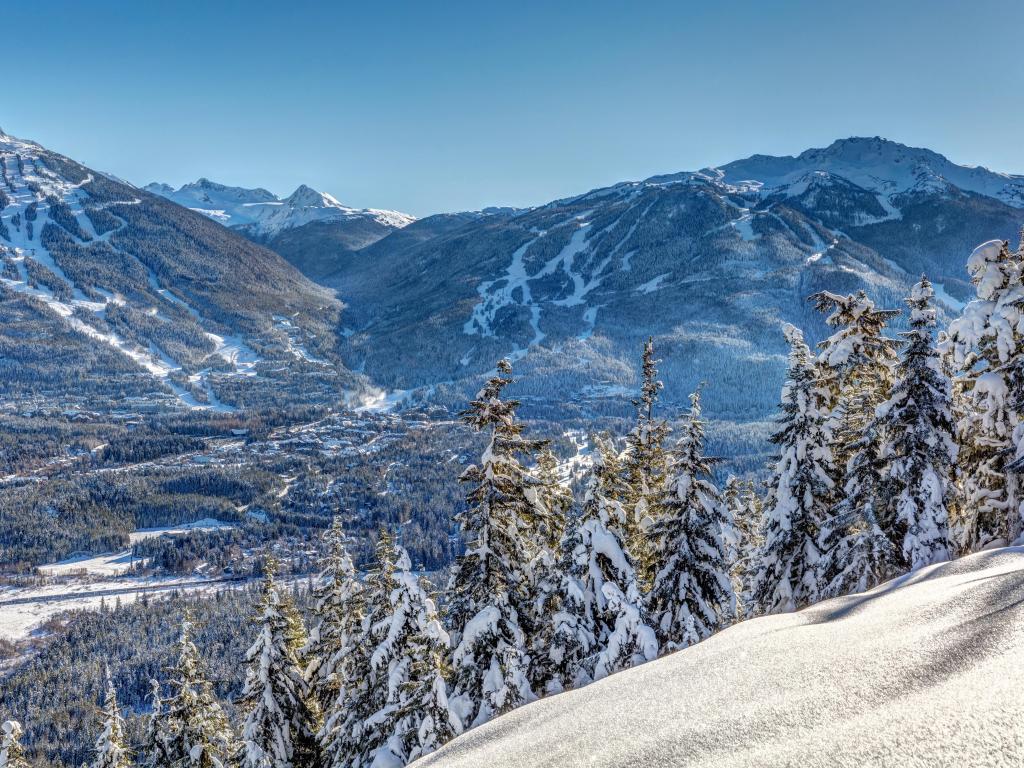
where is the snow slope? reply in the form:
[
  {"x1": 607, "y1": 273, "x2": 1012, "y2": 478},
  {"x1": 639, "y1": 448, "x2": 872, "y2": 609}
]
[
  {"x1": 145, "y1": 179, "x2": 414, "y2": 235},
  {"x1": 415, "y1": 547, "x2": 1024, "y2": 767}
]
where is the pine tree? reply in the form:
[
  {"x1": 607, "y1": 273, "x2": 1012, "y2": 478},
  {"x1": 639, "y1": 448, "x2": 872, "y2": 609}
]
[
  {"x1": 812, "y1": 290, "x2": 900, "y2": 437},
  {"x1": 550, "y1": 434, "x2": 653, "y2": 687},
  {"x1": 750, "y1": 325, "x2": 834, "y2": 614},
  {"x1": 323, "y1": 531, "x2": 398, "y2": 768},
  {"x1": 447, "y1": 360, "x2": 543, "y2": 728},
  {"x1": 373, "y1": 551, "x2": 460, "y2": 766},
  {"x1": 817, "y1": 410, "x2": 898, "y2": 598},
  {"x1": 622, "y1": 338, "x2": 671, "y2": 588},
  {"x1": 945, "y1": 237, "x2": 1024, "y2": 550},
  {"x1": 91, "y1": 666, "x2": 131, "y2": 768},
  {"x1": 724, "y1": 477, "x2": 762, "y2": 619},
  {"x1": 0, "y1": 721, "x2": 29, "y2": 768},
  {"x1": 647, "y1": 391, "x2": 735, "y2": 650},
  {"x1": 240, "y1": 558, "x2": 318, "y2": 768},
  {"x1": 397, "y1": 620, "x2": 459, "y2": 763},
  {"x1": 524, "y1": 448, "x2": 570, "y2": 695},
  {"x1": 877, "y1": 276, "x2": 957, "y2": 570},
  {"x1": 160, "y1": 613, "x2": 235, "y2": 768},
  {"x1": 306, "y1": 517, "x2": 365, "y2": 715},
  {"x1": 140, "y1": 679, "x2": 172, "y2": 768}
]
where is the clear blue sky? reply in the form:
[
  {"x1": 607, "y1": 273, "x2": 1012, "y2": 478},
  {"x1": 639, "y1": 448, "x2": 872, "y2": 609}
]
[{"x1": 6, "y1": 0, "x2": 1023, "y2": 217}]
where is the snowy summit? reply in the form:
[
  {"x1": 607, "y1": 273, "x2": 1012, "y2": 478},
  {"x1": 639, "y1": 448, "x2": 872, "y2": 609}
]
[{"x1": 144, "y1": 178, "x2": 415, "y2": 235}]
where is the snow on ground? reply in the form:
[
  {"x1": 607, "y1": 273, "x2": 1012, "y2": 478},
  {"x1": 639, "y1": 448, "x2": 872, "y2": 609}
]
[
  {"x1": 0, "y1": 135, "x2": 265, "y2": 411},
  {"x1": 415, "y1": 547, "x2": 1024, "y2": 767},
  {"x1": 33, "y1": 519, "x2": 235, "y2": 578},
  {"x1": 0, "y1": 576, "x2": 229, "y2": 642}
]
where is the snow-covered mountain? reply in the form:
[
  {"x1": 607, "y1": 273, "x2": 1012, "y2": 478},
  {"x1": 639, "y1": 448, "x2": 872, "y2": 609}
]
[
  {"x1": 323, "y1": 137, "x2": 1024, "y2": 429},
  {"x1": 415, "y1": 546, "x2": 1024, "y2": 767},
  {"x1": 144, "y1": 178, "x2": 414, "y2": 236},
  {"x1": 0, "y1": 129, "x2": 361, "y2": 413}
]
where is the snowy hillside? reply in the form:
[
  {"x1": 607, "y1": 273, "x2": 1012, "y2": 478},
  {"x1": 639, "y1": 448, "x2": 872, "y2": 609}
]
[
  {"x1": 145, "y1": 178, "x2": 414, "y2": 236},
  {"x1": 0, "y1": 129, "x2": 358, "y2": 412},
  {"x1": 327, "y1": 137, "x2": 1024, "y2": 424},
  {"x1": 416, "y1": 546, "x2": 1024, "y2": 767}
]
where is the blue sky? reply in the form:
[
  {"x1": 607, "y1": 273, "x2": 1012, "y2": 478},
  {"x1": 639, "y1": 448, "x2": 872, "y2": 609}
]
[{"x1": 6, "y1": 0, "x2": 1023, "y2": 216}]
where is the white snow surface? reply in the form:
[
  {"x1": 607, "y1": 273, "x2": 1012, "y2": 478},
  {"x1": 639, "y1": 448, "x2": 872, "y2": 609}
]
[
  {"x1": 415, "y1": 547, "x2": 1024, "y2": 767},
  {"x1": 715, "y1": 137, "x2": 1024, "y2": 209},
  {"x1": 145, "y1": 179, "x2": 415, "y2": 235}
]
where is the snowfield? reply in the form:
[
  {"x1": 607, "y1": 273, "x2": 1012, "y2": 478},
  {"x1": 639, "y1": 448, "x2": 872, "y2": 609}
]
[{"x1": 415, "y1": 547, "x2": 1024, "y2": 767}]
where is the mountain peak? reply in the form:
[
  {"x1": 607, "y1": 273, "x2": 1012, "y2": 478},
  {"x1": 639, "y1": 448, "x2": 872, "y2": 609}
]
[
  {"x1": 716, "y1": 136, "x2": 1024, "y2": 207},
  {"x1": 286, "y1": 184, "x2": 341, "y2": 209}
]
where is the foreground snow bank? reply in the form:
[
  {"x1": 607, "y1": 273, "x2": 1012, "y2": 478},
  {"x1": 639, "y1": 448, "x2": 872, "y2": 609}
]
[{"x1": 415, "y1": 547, "x2": 1024, "y2": 767}]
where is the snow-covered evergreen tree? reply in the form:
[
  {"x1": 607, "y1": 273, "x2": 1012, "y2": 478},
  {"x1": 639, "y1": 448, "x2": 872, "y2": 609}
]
[
  {"x1": 622, "y1": 338, "x2": 671, "y2": 588},
  {"x1": 549, "y1": 434, "x2": 651, "y2": 687},
  {"x1": 944, "y1": 238, "x2": 1024, "y2": 550},
  {"x1": 239, "y1": 558, "x2": 318, "y2": 768},
  {"x1": 750, "y1": 325, "x2": 834, "y2": 614},
  {"x1": 812, "y1": 290, "x2": 900, "y2": 473},
  {"x1": 523, "y1": 448, "x2": 569, "y2": 695},
  {"x1": 447, "y1": 360, "x2": 542, "y2": 728},
  {"x1": 817, "y1": 406, "x2": 898, "y2": 598},
  {"x1": 305, "y1": 517, "x2": 365, "y2": 715},
  {"x1": 322, "y1": 531, "x2": 398, "y2": 768},
  {"x1": 140, "y1": 679, "x2": 172, "y2": 768},
  {"x1": 724, "y1": 477, "x2": 762, "y2": 619},
  {"x1": 91, "y1": 666, "x2": 131, "y2": 768},
  {"x1": 877, "y1": 276, "x2": 957, "y2": 569},
  {"x1": 160, "y1": 614, "x2": 235, "y2": 768},
  {"x1": 0, "y1": 721, "x2": 28, "y2": 768},
  {"x1": 647, "y1": 391, "x2": 735, "y2": 650},
  {"x1": 371, "y1": 549, "x2": 460, "y2": 766}
]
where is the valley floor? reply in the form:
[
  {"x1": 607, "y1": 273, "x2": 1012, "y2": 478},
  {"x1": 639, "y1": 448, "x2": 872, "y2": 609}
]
[{"x1": 415, "y1": 546, "x2": 1024, "y2": 767}]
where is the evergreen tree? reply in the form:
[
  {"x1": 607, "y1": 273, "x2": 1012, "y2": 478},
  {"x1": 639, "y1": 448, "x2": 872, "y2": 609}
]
[
  {"x1": 239, "y1": 558, "x2": 318, "y2": 768},
  {"x1": 140, "y1": 679, "x2": 172, "y2": 768},
  {"x1": 549, "y1": 434, "x2": 651, "y2": 688},
  {"x1": 305, "y1": 517, "x2": 365, "y2": 716},
  {"x1": 877, "y1": 276, "x2": 957, "y2": 570},
  {"x1": 751, "y1": 325, "x2": 834, "y2": 613},
  {"x1": 945, "y1": 237, "x2": 1024, "y2": 550},
  {"x1": 724, "y1": 477, "x2": 762, "y2": 619},
  {"x1": 394, "y1": 595, "x2": 460, "y2": 763},
  {"x1": 622, "y1": 338, "x2": 671, "y2": 588},
  {"x1": 91, "y1": 666, "x2": 131, "y2": 768},
  {"x1": 447, "y1": 360, "x2": 543, "y2": 728},
  {"x1": 524, "y1": 448, "x2": 571, "y2": 695},
  {"x1": 811, "y1": 291, "x2": 900, "y2": 502},
  {"x1": 817, "y1": 410, "x2": 898, "y2": 598},
  {"x1": 371, "y1": 548, "x2": 460, "y2": 766},
  {"x1": 160, "y1": 614, "x2": 235, "y2": 768},
  {"x1": 647, "y1": 391, "x2": 735, "y2": 650},
  {"x1": 0, "y1": 721, "x2": 29, "y2": 768},
  {"x1": 323, "y1": 531, "x2": 398, "y2": 768}
]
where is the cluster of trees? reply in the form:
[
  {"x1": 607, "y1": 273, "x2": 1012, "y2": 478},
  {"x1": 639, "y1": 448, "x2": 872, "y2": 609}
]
[{"x1": 5, "y1": 236, "x2": 1024, "y2": 767}]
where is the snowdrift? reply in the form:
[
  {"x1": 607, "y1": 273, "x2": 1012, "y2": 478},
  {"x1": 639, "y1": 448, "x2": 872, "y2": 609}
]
[{"x1": 415, "y1": 547, "x2": 1024, "y2": 767}]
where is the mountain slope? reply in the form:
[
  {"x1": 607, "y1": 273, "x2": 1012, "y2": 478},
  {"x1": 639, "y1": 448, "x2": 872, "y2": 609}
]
[
  {"x1": 416, "y1": 547, "x2": 1024, "y2": 768},
  {"x1": 0, "y1": 130, "x2": 356, "y2": 412},
  {"x1": 323, "y1": 138, "x2": 1024, "y2": 424},
  {"x1": 146, "y1": 178, "x2": 416, "y2": 282}
]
